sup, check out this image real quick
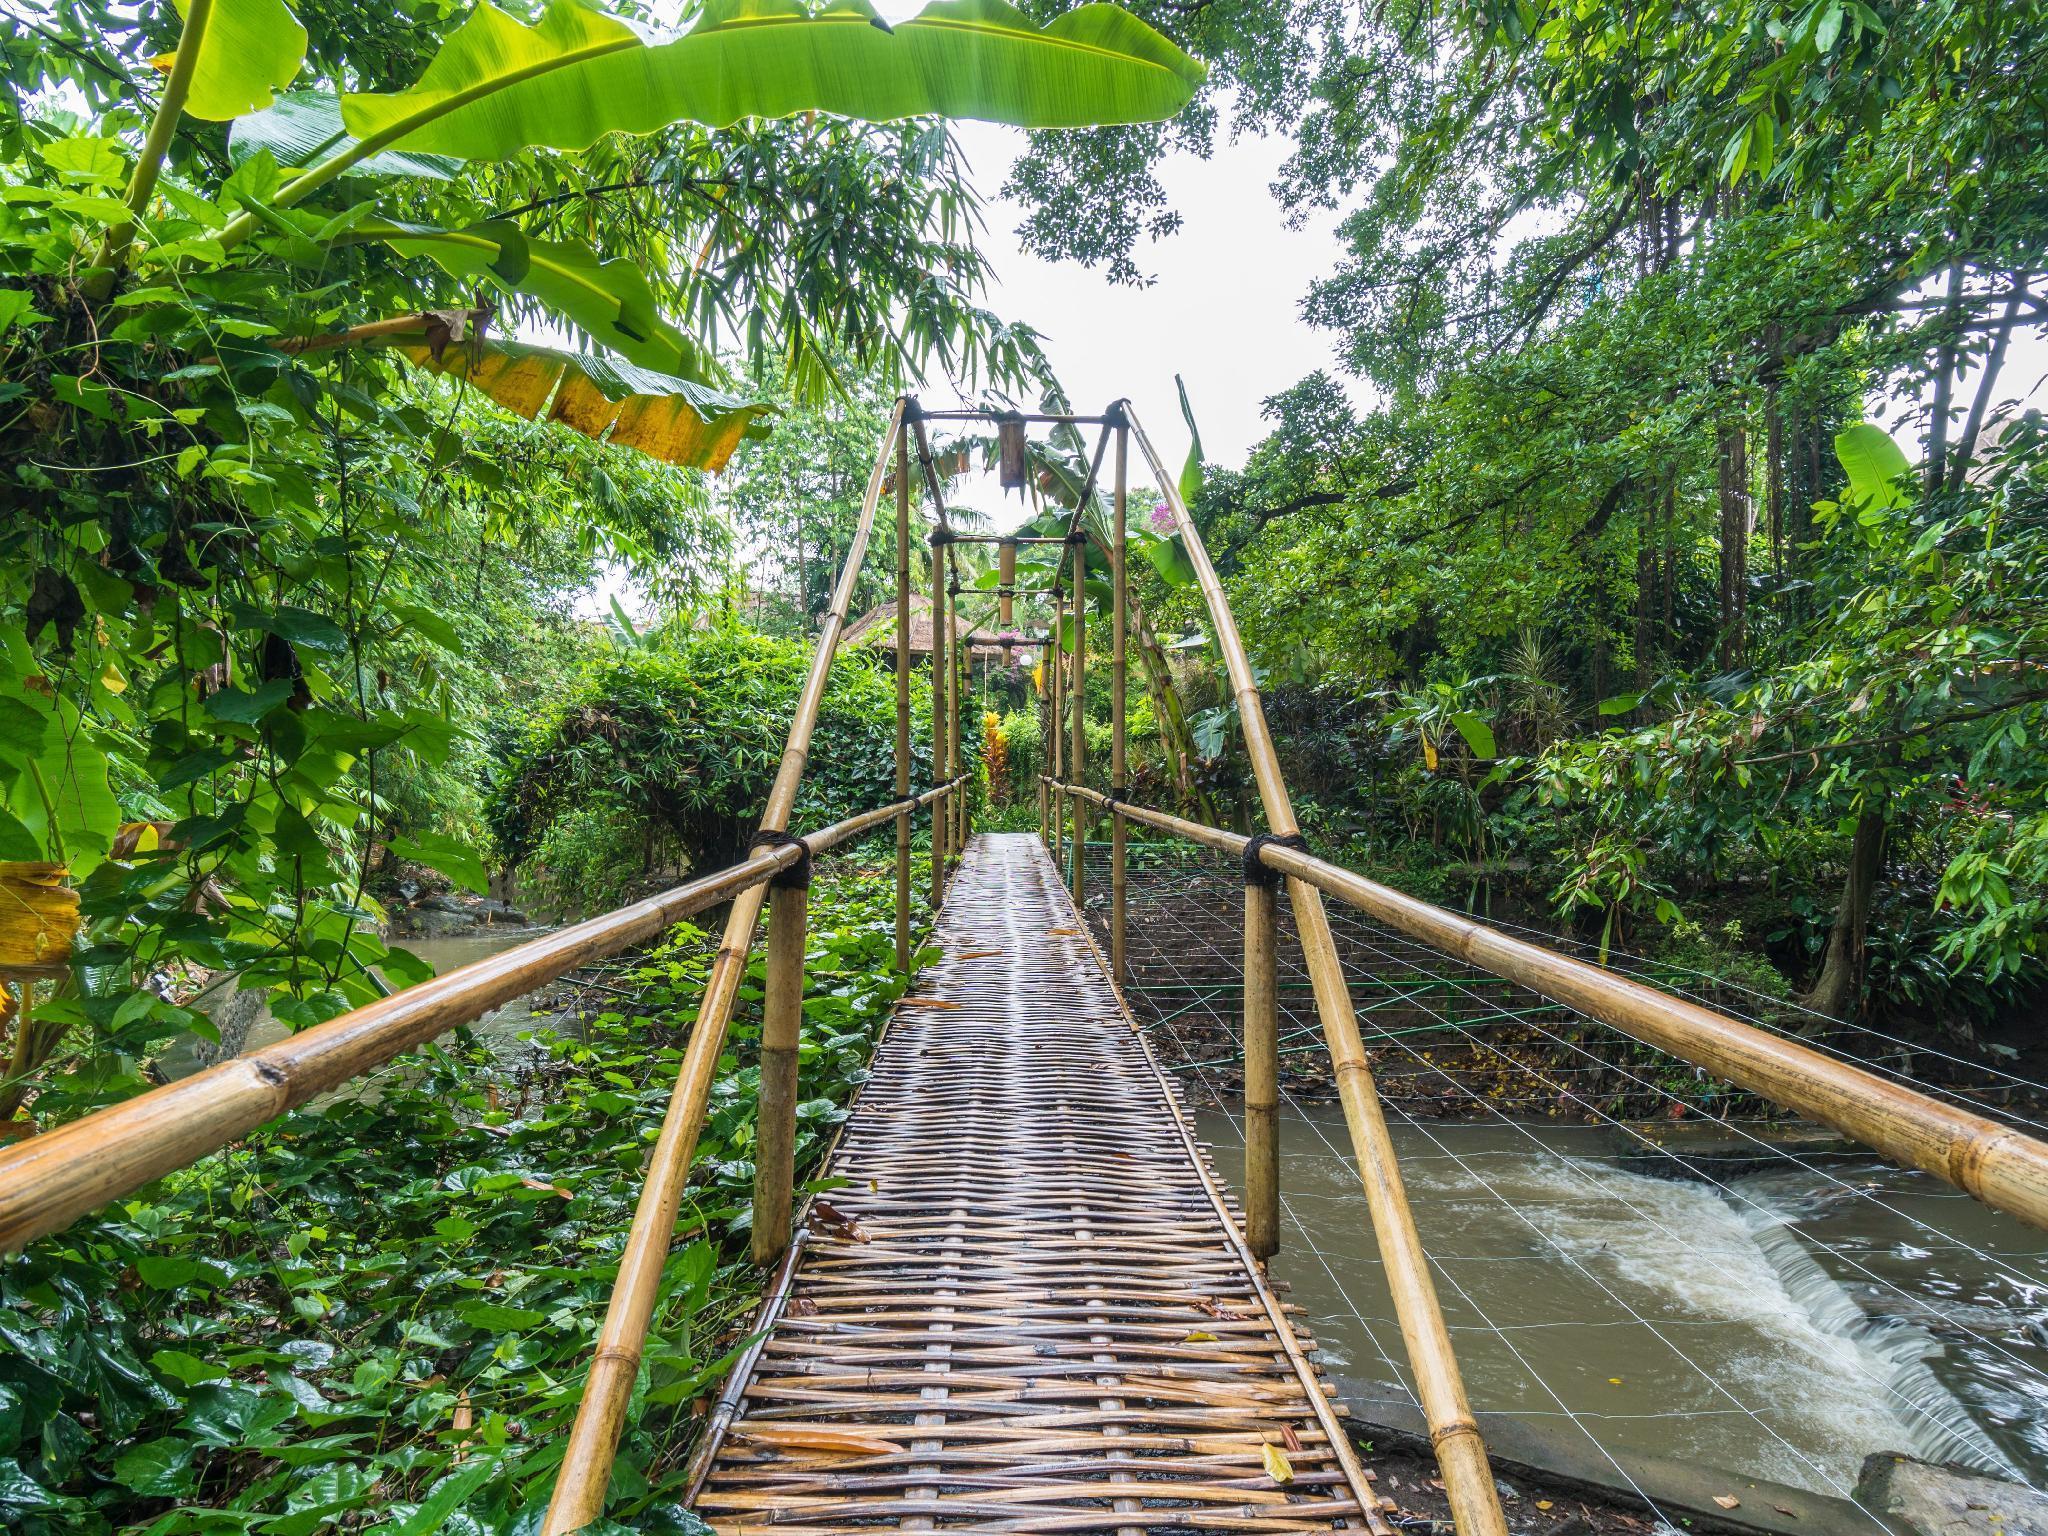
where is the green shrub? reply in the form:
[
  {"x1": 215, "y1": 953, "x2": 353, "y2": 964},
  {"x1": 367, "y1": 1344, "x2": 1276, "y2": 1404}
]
[{"x1": 489, "y1": 624, "x2": 961, "y2": 878}]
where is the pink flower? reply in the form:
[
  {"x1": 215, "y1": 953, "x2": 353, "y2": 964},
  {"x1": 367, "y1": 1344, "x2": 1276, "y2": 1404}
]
[{"x1": 1150, "y1": 502, "x2": 1175, "y2": 534}]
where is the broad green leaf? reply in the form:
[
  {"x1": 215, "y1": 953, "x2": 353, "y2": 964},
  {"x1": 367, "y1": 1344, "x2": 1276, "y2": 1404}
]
[
  {"x1": 111, "y1": 1437, "x2": 196, "y2": 1497},
  {"x1": 390, "y1": 830, "x2": 488, "y2": 894},
  {"x1": 453, "y1": 1299, "x2": 549, "y2": 1331},
  {"x1": 396, "y1": 337, "x2": 773, "y2": 472},
  {"x1": 1835, "y1": 422, "x2": 1911, "y2": 506},
  {"x1": 1449, "y1": 711, "x2": 1496, "y2": 760},
  {"x1": 171, "y1": 0, "x2": 309, "y2": 121},
  {"x1": 336, "y1": 0, "x2": 1205, "y2": 164},
  {"x1": 228, "y1": 89, "x2": 461, "y2": 179},
  {"x1": 1137, "y1": 530, "x2": 1196, "y2": 589},
  {"x1": 1175, "y1": 372, "x2": 1204, "y2": 505},
  {"x1": 373, "y1": 221, "x2": 713, "y2": 380}
]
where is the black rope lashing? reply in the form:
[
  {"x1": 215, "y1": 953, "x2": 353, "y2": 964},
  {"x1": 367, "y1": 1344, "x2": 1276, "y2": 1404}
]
[
  {"x1": 1064, "y1": 527, "x2": 1090, "y2": 546},
  {"x1": 1242, "y1": 832, "x2": 1309, "y2": 888},
  {"x1": 928, "y1": 528, "x2": 957, "y2": 546},
  {"x1": 1103, "y1": 784, "x2": 1128, "y2": 811},
  {"x1": 749, "y1": 829, "x2": 813, "y2": 888}
]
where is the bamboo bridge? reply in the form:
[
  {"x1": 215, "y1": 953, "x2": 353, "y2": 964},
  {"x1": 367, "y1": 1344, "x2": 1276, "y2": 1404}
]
[{"x1": 2, "y1": 401, "x2": 2046, "y2": 1535}]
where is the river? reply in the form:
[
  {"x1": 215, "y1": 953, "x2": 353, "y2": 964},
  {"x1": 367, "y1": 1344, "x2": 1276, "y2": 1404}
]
[
  {"x1": 1196, "y1": 1104, "x2": 2048, "y2": 1502},
  {"x1": 160, "y1": 926, "x2": 556, "y2": 1084}
]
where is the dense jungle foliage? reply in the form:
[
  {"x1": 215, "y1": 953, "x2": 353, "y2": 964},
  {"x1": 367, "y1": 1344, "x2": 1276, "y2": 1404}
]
[{"x1": 1018, "y1": 0, "x2": 2048, "y2": 1046}]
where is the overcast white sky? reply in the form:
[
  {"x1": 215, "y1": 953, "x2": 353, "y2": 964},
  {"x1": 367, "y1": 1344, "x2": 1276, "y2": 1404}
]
[{"x1": 921, "y1": 124, "x2": 1358, "y2": 529}]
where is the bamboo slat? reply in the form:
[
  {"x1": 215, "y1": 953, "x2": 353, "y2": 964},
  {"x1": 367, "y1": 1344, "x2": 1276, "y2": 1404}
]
[{"x1": 689, "y1": 834, "x2": 1388, "y2": 1536}]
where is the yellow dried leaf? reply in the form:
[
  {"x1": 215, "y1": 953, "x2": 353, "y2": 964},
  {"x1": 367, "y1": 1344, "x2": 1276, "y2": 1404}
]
[
  {"x1": 1536, "y1": 1500, "x2": 1553, "y2": 1511},
  {"x1": 1422, "y1": 733, "x2": 1439, "y2": 772},
  {"x1": 1260, "y1": 1442, "x2": 1293, "y2": 1484},
  {"x1": 0, "y1": 864, "x2": 79, "y2": 969},
  {"x1": 1713, "y1": 1496, "x2": 1741, "y2": 1510},
  {"x1": 1184, "y1": 1330, "x2": 1217, "y2": 1342},
  {"x1": 734, "y1": 1425, "x2": 906, "y2": 1458}
]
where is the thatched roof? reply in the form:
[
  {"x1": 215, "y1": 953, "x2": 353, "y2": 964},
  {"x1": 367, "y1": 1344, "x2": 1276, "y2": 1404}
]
[{"x1": 840, "y1": 596, "x2": 1037, "y2": 663}]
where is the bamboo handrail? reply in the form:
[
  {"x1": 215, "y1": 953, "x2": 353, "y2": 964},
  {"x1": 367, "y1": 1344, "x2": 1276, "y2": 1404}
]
[
  {"x1": 1123, "y1": 407, "x2": 1510, "y2": 1536},
  {"x1": 543, "y1": 399, "x2": 910, "y2": 1534},
  {"x1": 0, "y1": 779, "x2": 957, "y2": 1255},
  {"x1": 1050, "y1": 779, "x2": 2048, "y2": 1234}
]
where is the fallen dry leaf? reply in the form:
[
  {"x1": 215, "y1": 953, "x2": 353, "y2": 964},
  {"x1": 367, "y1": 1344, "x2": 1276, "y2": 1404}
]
[
  {"x1": 1260, "y1": 1443, "x2": 1294, "y2": 1484},
  {"x1": 1535, "y1": 1500, "x2": 1553, "y2": 1511},
  {"x1": 735, "y1": 1425, "x2": 906, "y2": 1458},
  {"x1": 1280, "y1": 1424, "x2": 1302, "y2": 1454},
  {"x1": 899, "y1": 998, "x2": 960, "y2": 1010},
  {"x1": 954, "y1": 950, "x2": 1003, "y2": 960},
  {"x1": 1713, "y1": 1496, "x2": 1741, "y2": 1510}
]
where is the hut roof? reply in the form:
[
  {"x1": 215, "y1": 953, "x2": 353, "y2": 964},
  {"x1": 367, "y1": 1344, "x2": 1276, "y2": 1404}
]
[{"x1": 840, "y1": 595, "x2": 1036, "y2": 661}]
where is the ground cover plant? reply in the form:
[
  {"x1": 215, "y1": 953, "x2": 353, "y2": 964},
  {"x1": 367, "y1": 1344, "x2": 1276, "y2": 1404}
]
[{"x1": 0, "y1": 855, "x2": 933, "y2": 1534}]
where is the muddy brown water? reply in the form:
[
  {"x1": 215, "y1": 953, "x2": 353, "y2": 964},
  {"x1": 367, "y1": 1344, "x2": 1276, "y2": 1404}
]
[
  {"x1": 160, "y1": 926, "x2": 556, "y2": 1085},
  {"x1": 1196, "y1": 1104, "x2": 2048, "y2": 1503}
]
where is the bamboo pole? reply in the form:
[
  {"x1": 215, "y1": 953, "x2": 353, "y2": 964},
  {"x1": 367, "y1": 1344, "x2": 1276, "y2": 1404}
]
[
  {"x1": 1068, "y1": 534, "x2": 1087, "y2": 905},
  {"x1": 543, "y1": 401, "x2": 910, "y2": 1536},
  {"x1": 0, "y1": 780, "x2": 951, "y2": 1256},
  {"x1": 1243, "y1": 870, "x2": 1279, "y2": 1261},
  {"x1": 751, "y1": 873, "x2": 809, "y2": 1267},
  {"x1": 998, "y1": 538, "x2": 1017, "y2": 628},
  {"x1": 1110, "y1": 418, "x2": 1129, "y2": 987},
  {"x1": 930, "y1": 535, "x2": 951, "y2": 906},
  {"x1": 1050, "y1": 584, "x2": 1065, "y2": 872},
  {"x1": 1056, "y1": 778, "x2": 2048, "y2": 1234},
  {"x1": 894, "y1": 426, "x2": 913, "y2": 971},
  {"x1": 1126, "y1": 409, "x2": 1509, "y2": 1536},
  {"x1": 949, "y1": 549, "x2": 968, "y2": 859}
]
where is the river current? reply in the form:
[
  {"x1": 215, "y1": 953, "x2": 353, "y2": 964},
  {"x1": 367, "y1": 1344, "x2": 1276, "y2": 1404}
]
[{"x1": 1197, "y1": 1106, "x2": 2048, "y2": 1499}]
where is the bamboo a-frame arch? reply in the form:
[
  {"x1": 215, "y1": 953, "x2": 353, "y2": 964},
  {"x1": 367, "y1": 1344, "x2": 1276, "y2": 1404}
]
[{"x1": 0, "y1": 399, "x2": 2046, "y2": 1535}]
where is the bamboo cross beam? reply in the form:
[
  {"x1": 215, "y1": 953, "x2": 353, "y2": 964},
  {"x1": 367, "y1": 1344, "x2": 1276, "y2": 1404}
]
[
  {"x1": 1051, "y1": 778, "x2": 2048, "y2": 1234},
  {"x1": 0, "y1": 780, "x2": 957, "y2": 1255},
  {"x1": 1122, "y1": 407, "x2": 1511, "y2": 1536}
]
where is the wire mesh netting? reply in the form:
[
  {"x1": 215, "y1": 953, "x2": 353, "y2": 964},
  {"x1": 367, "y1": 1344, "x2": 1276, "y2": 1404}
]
[{"x1": 1071, "y1": 835, "x2": 2048, "y2": 1516}]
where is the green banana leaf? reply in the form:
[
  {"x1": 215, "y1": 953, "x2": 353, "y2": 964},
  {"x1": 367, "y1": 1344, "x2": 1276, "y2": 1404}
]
[
  {"x1": 370, "y1": 220, "x2": 713, "y2": 381},
  {"x1": 397, "y1": 337, "x2": 771, "y2": 470},
  {"x1": 228, "y1": 90, "x2": 461, "y2": 179},
  {"x1": 170, "y1": 0, "x2": 307, "y2": 120},
  {"x1": 336, "y1": 0, "x2": 1205, "y2": 164}
]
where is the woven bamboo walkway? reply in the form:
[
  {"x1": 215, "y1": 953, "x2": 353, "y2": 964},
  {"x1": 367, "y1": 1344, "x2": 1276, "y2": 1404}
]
[{"x1": 690, "y1": 832, "x2": 1387, "y2": 1535}]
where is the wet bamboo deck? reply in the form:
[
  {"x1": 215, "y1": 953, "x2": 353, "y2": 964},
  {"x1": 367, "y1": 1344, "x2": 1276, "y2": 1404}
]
[{"x1": 690, "y1": 833, "x2": 1386, "y2": 1535}]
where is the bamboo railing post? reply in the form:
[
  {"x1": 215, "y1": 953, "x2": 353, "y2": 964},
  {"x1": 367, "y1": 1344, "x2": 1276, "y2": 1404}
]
[
  {"x1": 1068, "y1": 533, "x2": 1087, "y2": 905},
  {"x1": 1126, "y1": 409, "x2": 1509, "y2": 1536},
  {"x1": 1109, "y1": 413, "x2": 1129, "y2": 986},
  {"x1": 893, "y1": 425, "x2": 912, "y2": 970},
  {"x1": 930, "y1": 531, "x2": 950, "y2": 906},
  {"x1": 1243, "y1": 860, "x2": 1279, "y2": 1260},
  {"x1": 998, "y1": 537, "x2": 1017, "y2": 628},
  {"x1": 948, "y1": 550, "x2": 967, "y2": 858},
  {"x1": 1050, "y1": 584, "x2": 1065, "y2": 872},
  {"x1": 750, "y1": 862, "x2": 809, "y2": 1267},
  {"x1": 542, "y1": 399, "x2": 908, "y2": 1536}
]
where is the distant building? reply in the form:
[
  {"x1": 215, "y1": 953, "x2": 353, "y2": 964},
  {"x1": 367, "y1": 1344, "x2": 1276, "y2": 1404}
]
[{"x1": 839, "y1": 595, "x2": 1040, "y2": 674}]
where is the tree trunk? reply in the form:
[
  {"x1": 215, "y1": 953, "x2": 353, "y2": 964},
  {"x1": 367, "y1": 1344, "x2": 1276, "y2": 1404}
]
[
  {"x1": 1716, "y1": 419, "x2": 1749, "y2": 669},
  {"x1": 1804, "y1": 799, "x2": 1888, "y2": 1022}
]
